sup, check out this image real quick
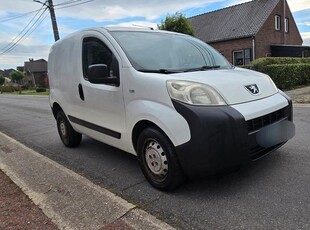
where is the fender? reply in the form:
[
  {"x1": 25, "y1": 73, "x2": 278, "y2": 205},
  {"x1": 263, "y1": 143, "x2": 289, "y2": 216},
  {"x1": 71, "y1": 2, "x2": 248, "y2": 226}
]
[{"x1": 126, "y1": 100, "x2": 191, "y2": 150}]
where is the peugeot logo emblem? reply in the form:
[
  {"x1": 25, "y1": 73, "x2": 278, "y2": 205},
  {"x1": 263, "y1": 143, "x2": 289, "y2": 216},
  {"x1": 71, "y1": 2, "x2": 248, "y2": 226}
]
[{"x1": 245, "y1": 84, "x2": 260, "y2": 95}]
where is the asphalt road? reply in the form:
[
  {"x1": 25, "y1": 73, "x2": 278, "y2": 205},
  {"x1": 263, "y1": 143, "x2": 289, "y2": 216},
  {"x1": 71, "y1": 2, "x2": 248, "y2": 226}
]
[{"x1": 0, "y1": 94, "x2": 309, "y2": 230}]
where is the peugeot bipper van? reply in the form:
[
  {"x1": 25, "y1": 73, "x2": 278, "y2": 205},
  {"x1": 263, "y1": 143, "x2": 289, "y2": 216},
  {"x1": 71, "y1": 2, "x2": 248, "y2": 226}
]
[{"x1": 48, "y1": 27, "x2": 295, "y2": 190}]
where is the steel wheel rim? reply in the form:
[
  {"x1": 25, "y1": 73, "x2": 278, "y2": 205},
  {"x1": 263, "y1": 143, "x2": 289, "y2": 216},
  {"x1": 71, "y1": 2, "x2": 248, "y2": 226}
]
[
  {"x1": 59, "y1": 121, "x2": 67, "y2": 137},
  {"x1": 144, "y1": 139, "x2": 168, "y2": 179}
]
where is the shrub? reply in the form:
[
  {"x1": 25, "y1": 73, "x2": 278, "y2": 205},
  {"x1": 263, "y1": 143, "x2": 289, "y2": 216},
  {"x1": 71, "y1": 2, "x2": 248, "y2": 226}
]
[
  {"x1": 1, "y1": 85, "x2": 13, "y2": 93},
  {"x1": 249, "y1": 57, "x2": 310, "y2": 72},
  {"x1": 0, "y1": 85, "x2": 20, "y2": 92},
  {"x1": 241, "y1": 57, "x2": 310, "y2": 90},
  {"x1": 0, "y1": 76, "x2": 4, "y2": 85},
  {"x1": 36, "y1": 87, "x2": 47, "y2": 93},
  {"x1": 24, "y1": 82, "x2": 34, "y2": 90},
  {"x1": 260, "y1": 63, "x2": 310, "y2": 90}
]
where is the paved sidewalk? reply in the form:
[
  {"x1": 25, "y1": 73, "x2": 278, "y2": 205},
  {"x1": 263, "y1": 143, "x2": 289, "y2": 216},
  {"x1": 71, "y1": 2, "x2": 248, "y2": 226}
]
[
  {"x1": 0, "y1": 170, "x2": 58, "y2": 229},
  {"x1": 285, "y1": 85, "x2": 310, "y2": 104},
  {"x1": 0, "y1": 132, "x2": 175, "y2": 230}
]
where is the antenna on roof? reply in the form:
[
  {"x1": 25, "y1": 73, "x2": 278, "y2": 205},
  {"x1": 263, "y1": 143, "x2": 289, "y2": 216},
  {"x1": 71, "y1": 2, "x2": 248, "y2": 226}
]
[{"x1": 132, "y1": 24, "x2": 154, "y2": 30}]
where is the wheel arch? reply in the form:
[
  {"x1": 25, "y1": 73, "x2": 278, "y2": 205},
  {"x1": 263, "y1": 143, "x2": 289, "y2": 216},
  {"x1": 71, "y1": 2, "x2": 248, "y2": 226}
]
[
  {"x1": 132, "y1": 120, "x2": 167, "y2": 152},
  {"x1": 52, "y1": 102, "x2": 63, "y2": 119}
]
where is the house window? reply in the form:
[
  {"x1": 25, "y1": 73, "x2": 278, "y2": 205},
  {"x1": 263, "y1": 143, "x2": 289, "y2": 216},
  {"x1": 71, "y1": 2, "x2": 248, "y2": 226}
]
[
  {"x1": 233, "y1": 49, "x2": 251, "y2": 66},
  {"x1": 285, "y1": 18, "x2": 289, "y2": 33},
  {"x1": 275, "y1": 15, "x2": 281, "y2": 31}
]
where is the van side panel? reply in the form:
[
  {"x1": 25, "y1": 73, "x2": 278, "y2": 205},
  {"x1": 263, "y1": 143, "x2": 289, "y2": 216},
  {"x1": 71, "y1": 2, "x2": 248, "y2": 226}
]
[{"x1": 49, "y1": 33, "x2": 83, "y2": 118}]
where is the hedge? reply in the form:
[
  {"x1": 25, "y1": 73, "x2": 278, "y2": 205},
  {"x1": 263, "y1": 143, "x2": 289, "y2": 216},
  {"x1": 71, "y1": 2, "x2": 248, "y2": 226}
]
[
  {"x1": 0, "y1": 85, "x2": 20, "y2": 93},
  {"x1": 241, "y1": 57, "x2": 310, "y2": 90},
  {"x1": 36, "y1": 87, "x2": 47, "y2": 93},
  {"x1": 250, "y1": 57, "x2": 310, "y2": 72},
  {"x1": 260, "y1": 63, "x2": 310, "y2": 90}
]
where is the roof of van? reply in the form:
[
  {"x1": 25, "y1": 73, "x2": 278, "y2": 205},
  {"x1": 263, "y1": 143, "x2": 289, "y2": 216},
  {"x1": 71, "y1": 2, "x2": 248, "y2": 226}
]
[
  {"x1": 51, "y1": 27, "x2": 187, "y2": 47},
  {"x1": 103, "y1": 26, "x2": 155, "y2": 32}
]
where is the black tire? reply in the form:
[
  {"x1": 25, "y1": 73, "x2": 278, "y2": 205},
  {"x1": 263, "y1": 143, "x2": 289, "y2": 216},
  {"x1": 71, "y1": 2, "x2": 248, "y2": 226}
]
[
  {"x1": 137, "y1": 127, "x2": 185, "y2": 191},
  {"x1": 56, "y1": 111, "x2": 82, "y2": 147}
]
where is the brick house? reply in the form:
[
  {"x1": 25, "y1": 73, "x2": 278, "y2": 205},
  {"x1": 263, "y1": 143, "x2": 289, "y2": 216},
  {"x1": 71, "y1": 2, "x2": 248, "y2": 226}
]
[
  {"x1": 189, "y1": 0, "x2": 308, "y2": 66},
  {"x1": 24, "y1": 58, "x2": 49, "y2": 88}
]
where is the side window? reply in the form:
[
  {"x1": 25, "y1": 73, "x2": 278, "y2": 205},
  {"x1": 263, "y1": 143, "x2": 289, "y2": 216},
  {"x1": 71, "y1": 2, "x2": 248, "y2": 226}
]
[{"x1": 82, "y1": 37, "x2": 119, "y2": 83}]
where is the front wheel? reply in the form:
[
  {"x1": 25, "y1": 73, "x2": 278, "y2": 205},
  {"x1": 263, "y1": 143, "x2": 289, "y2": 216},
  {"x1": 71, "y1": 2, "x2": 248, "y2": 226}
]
[
  {"x1": 56, "y1": 111, "x2": 82, "y2": 147},
  {"x1": 137, "y1": 127, "x2": 185, "y2": 191}
]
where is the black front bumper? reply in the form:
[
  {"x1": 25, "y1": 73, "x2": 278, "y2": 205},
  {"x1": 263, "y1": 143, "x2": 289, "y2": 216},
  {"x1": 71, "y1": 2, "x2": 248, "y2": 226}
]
[{"x1": 173, "y1": 98, "x2": 293, "y2": 178}]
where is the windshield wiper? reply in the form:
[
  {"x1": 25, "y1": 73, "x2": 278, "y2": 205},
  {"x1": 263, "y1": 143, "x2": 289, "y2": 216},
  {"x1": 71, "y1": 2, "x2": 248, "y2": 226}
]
[
  {"x1": 184, "y1": 65, "x2": 221, "y2": 72},
  {"x1": 138, "y1": 69, "x2": 183, "y2": 74}
]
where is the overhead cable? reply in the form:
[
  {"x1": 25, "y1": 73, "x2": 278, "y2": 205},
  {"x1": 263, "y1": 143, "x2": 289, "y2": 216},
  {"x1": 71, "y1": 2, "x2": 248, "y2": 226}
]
[
  {"x1": 0, "y1": 8, "x2": 49, "y2": 55},
  {"x1": 0, "y1": 5, "x2": 46, "y2": 53},
  {"x1": 0, "y1": 8, "x2": 42, "y2": 23}
]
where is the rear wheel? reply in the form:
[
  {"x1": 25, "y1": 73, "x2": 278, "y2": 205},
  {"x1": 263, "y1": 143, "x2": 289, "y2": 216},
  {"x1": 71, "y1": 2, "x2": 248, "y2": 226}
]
[
  {"x1": 137, "y1": 127, "x2": 185, "y2": 191},
  {"x1": 56, "y1": 111, "x2": 82, "y2": 147}
]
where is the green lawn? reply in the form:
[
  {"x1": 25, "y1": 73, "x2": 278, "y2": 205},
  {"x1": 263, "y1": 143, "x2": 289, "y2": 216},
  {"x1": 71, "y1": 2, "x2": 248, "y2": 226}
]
[{"x1": 1, "y1": 89, "x2": 49, "y2": 96}]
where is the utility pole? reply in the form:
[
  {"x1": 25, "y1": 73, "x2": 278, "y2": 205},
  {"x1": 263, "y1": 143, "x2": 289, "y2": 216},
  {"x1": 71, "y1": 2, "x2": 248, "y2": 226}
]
[
  {"x1": 34, "y1": 0, "x2": 60, "y2": 41},
  {"x1": 48, "y1": 0, "x2": 60, "y2": 41}
]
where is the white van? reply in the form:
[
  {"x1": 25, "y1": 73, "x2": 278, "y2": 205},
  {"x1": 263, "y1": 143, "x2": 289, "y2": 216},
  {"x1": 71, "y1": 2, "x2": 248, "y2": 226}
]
[{"x1": 48, "y1": 27, "x2": 295, "y2": 190}]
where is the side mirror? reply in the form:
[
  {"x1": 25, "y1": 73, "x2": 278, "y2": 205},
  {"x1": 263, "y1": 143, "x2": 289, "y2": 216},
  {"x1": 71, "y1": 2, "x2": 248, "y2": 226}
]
[{"x1": 88, "y1": 64, "x2": 119, "y2": 85}]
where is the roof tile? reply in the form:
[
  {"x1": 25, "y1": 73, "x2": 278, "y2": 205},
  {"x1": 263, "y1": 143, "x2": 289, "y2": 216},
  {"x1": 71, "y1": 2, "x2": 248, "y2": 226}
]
[{"x1": 189, "y1": 0, "x2": 281, "y2": 43}]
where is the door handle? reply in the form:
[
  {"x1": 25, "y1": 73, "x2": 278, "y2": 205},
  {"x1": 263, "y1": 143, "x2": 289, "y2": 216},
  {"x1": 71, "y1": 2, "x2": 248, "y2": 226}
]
[{"x1": 78, "y1": 84, "x2": 85, "y2": 101}]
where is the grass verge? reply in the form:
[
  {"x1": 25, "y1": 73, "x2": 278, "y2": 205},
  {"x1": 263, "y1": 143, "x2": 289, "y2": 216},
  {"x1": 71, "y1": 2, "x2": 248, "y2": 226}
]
[{"x1": 1, "y1": 89, "x2": 49, "y2": 96}]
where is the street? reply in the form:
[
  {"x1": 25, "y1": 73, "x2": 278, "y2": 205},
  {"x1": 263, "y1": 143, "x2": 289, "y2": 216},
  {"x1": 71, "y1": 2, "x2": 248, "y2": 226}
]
[{"x1": 0, "y1": 94, "x2": 309, "y2": 229}]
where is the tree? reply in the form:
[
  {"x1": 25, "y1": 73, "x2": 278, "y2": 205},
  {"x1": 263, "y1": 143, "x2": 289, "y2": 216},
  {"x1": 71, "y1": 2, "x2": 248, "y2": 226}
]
[
  {"x1": 10, "y1": 71, "x2": 24, "y2": 83},
  {"x1": 0, "y1": 75, "x2": 4, "y2": 85},
  {"x1": 158, "y1": 12, "x2": 194, "y2": 36}
]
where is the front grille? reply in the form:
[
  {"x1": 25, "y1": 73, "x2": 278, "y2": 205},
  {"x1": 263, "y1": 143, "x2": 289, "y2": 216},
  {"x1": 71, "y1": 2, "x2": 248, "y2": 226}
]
[
  {"x1": 247, "y1": 105, "x2": 291, "y2": 160},
  {"x1": 246, "y1": 107, "x2": 288, "y2": 134}
]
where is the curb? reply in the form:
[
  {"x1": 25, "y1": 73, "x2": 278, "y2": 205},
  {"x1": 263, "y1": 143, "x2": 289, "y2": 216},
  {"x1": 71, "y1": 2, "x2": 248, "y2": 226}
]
[
  {"x1": 293, "y1": 103, "x2": 310, "y2": 107},
  {"x1": 0, "y1": 132, "x2": 175, "y2": 230}
]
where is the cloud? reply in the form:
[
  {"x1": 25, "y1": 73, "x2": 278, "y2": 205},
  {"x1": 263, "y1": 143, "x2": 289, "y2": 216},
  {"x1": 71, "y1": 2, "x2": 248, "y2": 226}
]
[
  {"x1": 0, "y1": 0, "x2": 225, "y2": 22},
  {"x1": 0, "y1": 42, "x2": 50, "y2": 70},
  {"x1": 1, "y1": 0, "x2": 309, "y2": 21},
  {"x1": 301, "y1": 32, "x2": 310, "y2": 45},
  {"x1": 287, "y1": 0, "x2": 310, "y2": 12},
  {"x1": 298, "y1": 22, "x2": 310, "y2": 26},
  {"x1": 48, "y1": 0, "x2": 224, "y2": 21}
]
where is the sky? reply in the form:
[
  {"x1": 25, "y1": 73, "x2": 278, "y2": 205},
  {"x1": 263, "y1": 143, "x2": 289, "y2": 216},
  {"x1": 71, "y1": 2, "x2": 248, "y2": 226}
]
[{"x1": 0, "y1": 0, "x2": 309, "y2": 70}]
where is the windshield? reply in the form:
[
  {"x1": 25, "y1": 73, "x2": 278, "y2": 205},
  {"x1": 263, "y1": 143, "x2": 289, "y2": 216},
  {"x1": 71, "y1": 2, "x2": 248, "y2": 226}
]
[{"x1": 110, "y1": 31, "x2": 232, "y2": 73}]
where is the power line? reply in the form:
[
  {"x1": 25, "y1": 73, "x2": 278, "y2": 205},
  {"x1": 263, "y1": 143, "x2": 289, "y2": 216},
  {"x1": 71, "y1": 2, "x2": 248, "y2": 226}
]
[
  {"x1": 0, "y1": 8, "x2": 49, "y2": 55},
  {"x1": 54, "y1": 0, "x2": 86, "y2": 7},
  {"x1": 0, "y1": 5, "x2": 47, "y2": 53},
  {"x1": 55, "y1": 0, "x2": 95, "y2": 9},
  {"x1": 0, "y1": 0, "x2": 95, "y2": 55},
  {"x1": 0, "y1": 0, "x2": 94, "y2": 23},
  {"x1": 1, "y1": 10, "x2": 49, "y2": 55},
  {"x1": 0, "y1": 9, "x2": 43, "y2": 23}
]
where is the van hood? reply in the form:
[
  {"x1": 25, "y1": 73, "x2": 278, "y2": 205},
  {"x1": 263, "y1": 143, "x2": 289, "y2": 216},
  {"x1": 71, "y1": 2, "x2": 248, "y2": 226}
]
[{"x1": 170, "y1": 67, "x2": 278, "y2": 105}]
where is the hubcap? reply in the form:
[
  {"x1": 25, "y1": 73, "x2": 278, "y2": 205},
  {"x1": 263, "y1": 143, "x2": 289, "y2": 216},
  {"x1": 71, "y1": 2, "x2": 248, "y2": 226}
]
[
  {"x1": 60, "y1": 121, "x2": 67, "y2": 137},
  {"x1": 145, "y1": 140, "x2": 168, "y2": 178}
]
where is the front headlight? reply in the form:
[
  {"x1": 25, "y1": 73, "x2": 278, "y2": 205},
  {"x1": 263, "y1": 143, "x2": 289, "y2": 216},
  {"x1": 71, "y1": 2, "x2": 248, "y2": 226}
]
[{"x1": 166, "y1": 80, "x2": 227, "y2": 106}]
